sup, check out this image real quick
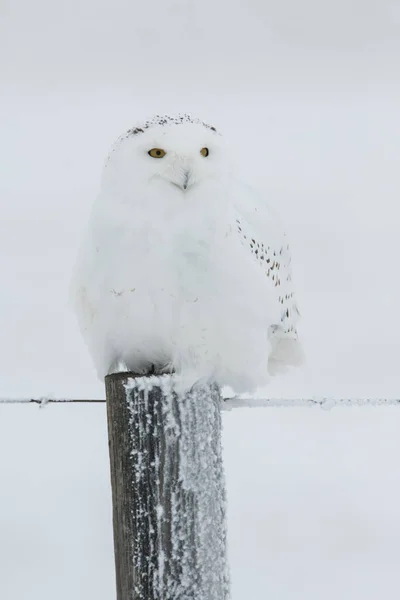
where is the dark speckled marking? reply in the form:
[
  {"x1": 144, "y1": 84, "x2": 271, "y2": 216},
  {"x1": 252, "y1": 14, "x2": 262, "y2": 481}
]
[{"x1": 124, "y1": 114, "x2": 219, "y2": 139}]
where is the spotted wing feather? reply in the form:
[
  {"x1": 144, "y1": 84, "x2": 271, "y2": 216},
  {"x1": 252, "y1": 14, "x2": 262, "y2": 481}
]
[{"x1": 232, "y1": 180, "x2": 304, "y2": 370}]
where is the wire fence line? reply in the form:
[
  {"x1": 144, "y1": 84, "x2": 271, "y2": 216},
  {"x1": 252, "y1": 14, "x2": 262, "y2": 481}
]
[
  {"x1": 0, "y1": 397, "x2": 106, "y2": 405},
  {"x1": 0, "y1": 398, "x2": 105, "y2": 405},
  {"x1": 224, "y1": 397, "x2": 400, "y2": 409},
  {"x1": 1, "y1": 397, "x2": 400, "y2": 409}
]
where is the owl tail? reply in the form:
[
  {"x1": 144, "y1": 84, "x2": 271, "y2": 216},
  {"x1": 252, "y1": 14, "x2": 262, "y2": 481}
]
[{"x1": 268, "y1": 327, "x2": 305, "y2": 375}]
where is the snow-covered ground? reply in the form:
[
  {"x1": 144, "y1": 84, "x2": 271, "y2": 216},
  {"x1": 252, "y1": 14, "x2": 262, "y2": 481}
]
[{"x1": 1, "y1": 1, "x2": 400, "y2": 598}]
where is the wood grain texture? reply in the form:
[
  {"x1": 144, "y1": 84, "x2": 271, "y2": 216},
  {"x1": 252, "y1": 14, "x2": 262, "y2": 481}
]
[{"x1": 105, "y1": 373, "x2": 230, "y2": 600}]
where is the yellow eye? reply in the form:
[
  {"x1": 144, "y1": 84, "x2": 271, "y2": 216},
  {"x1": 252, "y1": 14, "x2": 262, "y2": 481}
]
[
  {"x1": 200, "y1": 147, "x2": 209, "y2": 157},
  {"x1": 148, "y1": 148, "x2": 166, "y2": 158}
]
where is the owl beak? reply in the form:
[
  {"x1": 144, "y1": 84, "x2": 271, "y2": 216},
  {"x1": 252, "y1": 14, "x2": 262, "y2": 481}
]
[
  {"x1": 182, "y1": 170, "x2": 191, "y2": 190},
  {"x1": 169, "y1": 165, "x2": 193, "y2": 191}
]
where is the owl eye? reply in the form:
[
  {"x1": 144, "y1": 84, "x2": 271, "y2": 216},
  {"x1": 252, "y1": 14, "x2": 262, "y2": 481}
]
[
  {"x1": 148, "y1": 148, "x2": 166, "y2": 158},
  {"x1": 200, "y1": 147, "x2": 209, "y2": 157}
]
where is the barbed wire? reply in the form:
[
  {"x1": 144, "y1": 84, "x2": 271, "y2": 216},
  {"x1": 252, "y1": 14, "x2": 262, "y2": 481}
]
[
  {"x1": 1, "y1": 397, "x2": 400, "y2": 409},
  {"x1": 223, "y1": 397, "x2": 400, "y2": 409},
  {"x1": 0, "y1": 398, "x2": 105, "y2": 405}
]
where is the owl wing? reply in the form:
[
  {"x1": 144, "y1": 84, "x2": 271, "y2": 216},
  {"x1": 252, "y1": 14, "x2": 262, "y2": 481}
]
[{"x1": 232, "y1": 180, "x2": 304, "y2": 371}]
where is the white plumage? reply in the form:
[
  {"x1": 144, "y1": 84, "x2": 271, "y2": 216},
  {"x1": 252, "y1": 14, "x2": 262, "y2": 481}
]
[{"x1": 72, "y1": 114, "x2": 303, "y2": 391}]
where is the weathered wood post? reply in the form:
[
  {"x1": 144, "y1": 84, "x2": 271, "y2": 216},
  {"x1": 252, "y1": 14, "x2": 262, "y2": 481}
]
[{"x1": 105, "y1": 372, "x2": 230, "y2": 600}]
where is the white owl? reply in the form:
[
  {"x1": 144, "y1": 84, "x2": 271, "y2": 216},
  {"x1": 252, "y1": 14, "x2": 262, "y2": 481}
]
[{"x1": 72, "y1": 114, "x2": 304, "y2": 392}]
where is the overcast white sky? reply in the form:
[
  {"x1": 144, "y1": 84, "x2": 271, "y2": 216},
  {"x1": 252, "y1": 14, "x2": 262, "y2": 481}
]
[{"x1": 2, "y1": 0, "x2": 400, "y2": 91}]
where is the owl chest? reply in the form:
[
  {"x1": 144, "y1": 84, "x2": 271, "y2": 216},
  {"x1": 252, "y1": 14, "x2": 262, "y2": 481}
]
[{"x1": 95, "y1": 220, "x2": 236, "y2": 304}]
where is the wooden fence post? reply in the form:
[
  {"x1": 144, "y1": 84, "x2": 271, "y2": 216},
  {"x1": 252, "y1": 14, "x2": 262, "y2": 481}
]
[{"x1": 105, "y1": 372, "x2": 230, "y2": 600}]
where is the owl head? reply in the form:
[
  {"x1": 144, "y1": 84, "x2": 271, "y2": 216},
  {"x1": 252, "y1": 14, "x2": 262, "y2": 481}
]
[{"x1": 102, "y1": 114, "x2": 229, "y2": 197}]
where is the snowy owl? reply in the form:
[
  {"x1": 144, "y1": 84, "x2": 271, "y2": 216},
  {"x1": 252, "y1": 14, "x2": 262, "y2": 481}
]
[{"x1": 72, "y1": 114, "x2": 303, "y2": 392}]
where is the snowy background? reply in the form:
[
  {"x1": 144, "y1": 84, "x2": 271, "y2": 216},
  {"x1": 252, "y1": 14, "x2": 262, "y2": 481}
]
[{"x1": 1, "y1": 0, "x2": 400, "y2": 598}]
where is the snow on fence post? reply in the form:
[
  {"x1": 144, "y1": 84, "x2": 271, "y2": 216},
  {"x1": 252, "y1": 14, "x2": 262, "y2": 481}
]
[{"x1": 105, "y1": 372, "x2": 230, "y2": 600}]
